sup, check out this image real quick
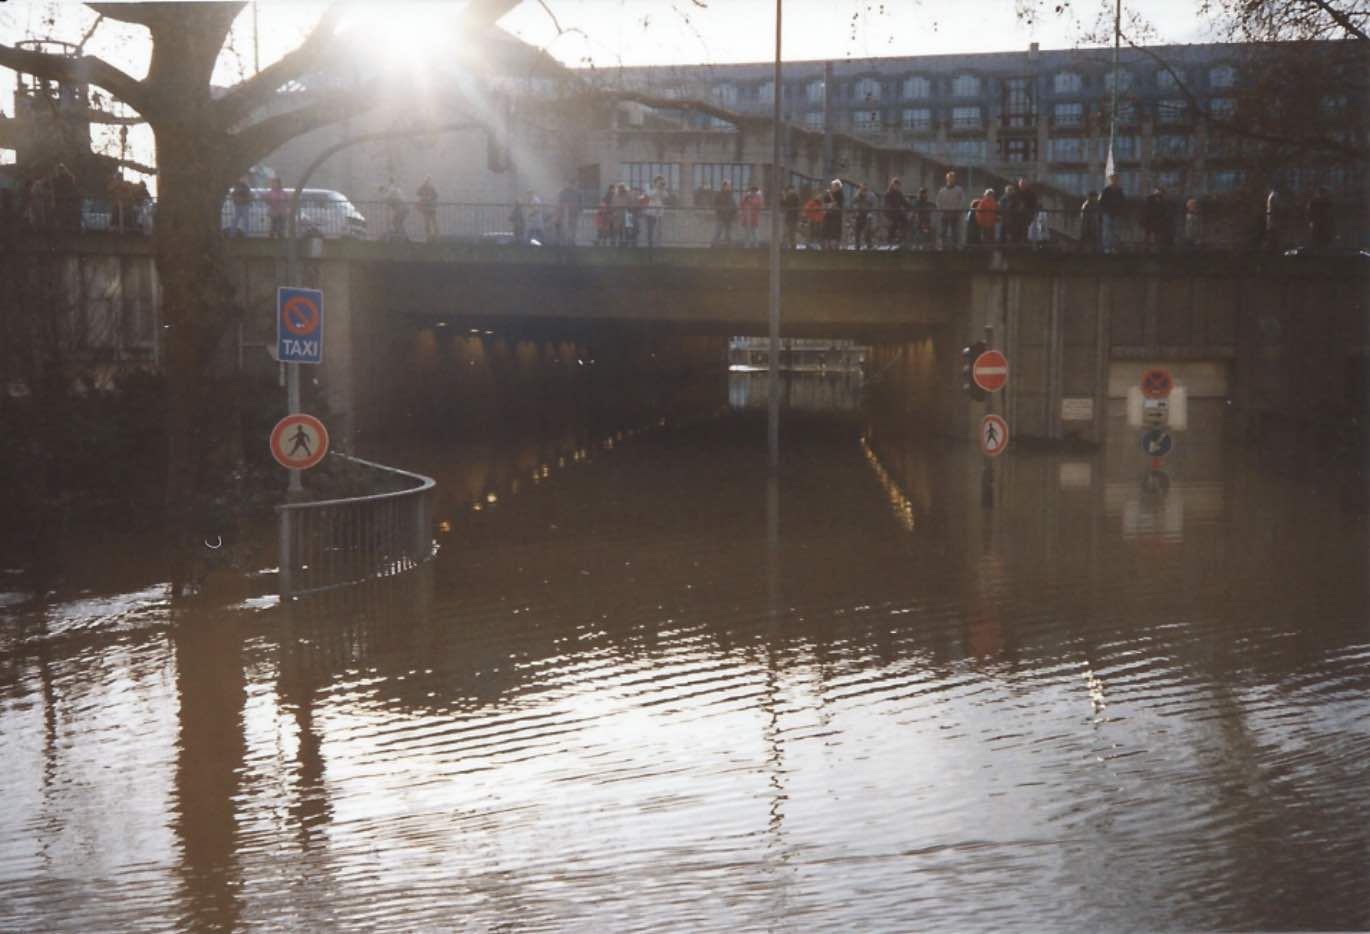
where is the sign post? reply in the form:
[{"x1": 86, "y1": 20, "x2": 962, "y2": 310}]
[
  {"x1": 276, "y1": 287, "x2": 324, "y2": 493},
  {"x1": 978, "y1": 325, "x2": 1008, "y2": 509}
]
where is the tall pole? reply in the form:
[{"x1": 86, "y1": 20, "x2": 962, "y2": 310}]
[
  {"x1": 1107, "y1": 0, "x2": 1121, "y2": 179},
  {"x1": 768, "y1": 0, "x2": 782, "y2": 470}
]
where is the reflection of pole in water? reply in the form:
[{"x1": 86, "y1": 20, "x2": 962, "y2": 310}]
[{"x1": 981, "y1": 460, "x2": 995, "y2": 511}]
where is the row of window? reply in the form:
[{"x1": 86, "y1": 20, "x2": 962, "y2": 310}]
[
  {"x1": 800, "y1": 98, "x2": 1236, "y2": 131},
  {"x1": 701, "y1": 64, "x2": 1241, "y2": 106}
]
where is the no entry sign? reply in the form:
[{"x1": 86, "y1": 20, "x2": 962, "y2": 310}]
[
  {"x1": 277, "y1": 287, "x2": 324, "y2": 365},
  {"x1": 972, "y1": 350, "x2": 1009, "y2": 393},
  {"x1": 270, "y1": 413, "x2": 329, "y2": 470}
]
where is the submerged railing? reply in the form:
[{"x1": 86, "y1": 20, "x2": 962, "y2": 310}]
[{"x1": 277, "y1": 453, "x2": 436, "y2": 599}]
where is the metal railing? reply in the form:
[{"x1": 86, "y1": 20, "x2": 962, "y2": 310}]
[
  {"x1": 277, "y1": 453, "x2": 436, "y2": 599},
  {"x1": 10, "y1": 195, "x2": 1364, "y2": 253}
]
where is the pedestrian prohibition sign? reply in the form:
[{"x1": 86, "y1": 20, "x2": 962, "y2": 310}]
[
  {"x1": 277, "y1": 287, "x2": 323, "y2": 364},
  {"x1": 972, "y1": 349, "x2": 1009, "y2": 393},
  {"x1": 980, "y1": 414, "x2": 1009, "y2": 457},
  {"x1": 270, "y1": 413, "x2": 329, "y2": 470}
]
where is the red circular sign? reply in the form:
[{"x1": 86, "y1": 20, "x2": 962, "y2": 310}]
[
  {"x1": 282, "y1": 295, "x2": 320, "y2": 336},
  {"x1": 980, "y1": 414, "x2": 1009, "y2": 457},
  {"x1": 1140, "y1": 368, "x2": 1173, "y2": 400},
  {"x1": 972, "y1": 350, "x2": 1009, "y2": 393},
  {"x1": 270, "y1": 413, "x2": 329, "y2": 470}
]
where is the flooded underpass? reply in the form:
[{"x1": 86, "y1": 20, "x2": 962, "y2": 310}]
[{"x1": 2, "y1": 366, "x2": 1368, "y2": 931}]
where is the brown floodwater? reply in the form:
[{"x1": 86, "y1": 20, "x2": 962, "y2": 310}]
[{"x1": 2, "y1": 371, "x2": 1368, "y2": 931}]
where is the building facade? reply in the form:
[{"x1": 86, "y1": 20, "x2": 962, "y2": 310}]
[{"x1": 602, "y1": 42, "x2": 1365, "y2": 202}]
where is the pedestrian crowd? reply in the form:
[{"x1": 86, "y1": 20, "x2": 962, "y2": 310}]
[
  {"x1": 6, "y1": 161, "x2": 1346, "y2": 255},
  {"x1": 1, "y1": 161, "x2": 151, "y2": 236}
]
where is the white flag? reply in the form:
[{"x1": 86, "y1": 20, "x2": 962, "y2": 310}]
[{"x1": 1104, "y1": 144, "x2": 1116, "y2": 182}]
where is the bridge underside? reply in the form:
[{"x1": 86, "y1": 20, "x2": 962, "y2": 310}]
[{"x1": 374, "y1": 247, "x2": 957, "y2": 341}]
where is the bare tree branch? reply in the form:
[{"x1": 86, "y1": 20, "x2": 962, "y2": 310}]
[
  {"x1": 1305, "y1": 0, "x2": 1370, "y2": 40},
  {"x1": 212, "y1": 3, "x2": 347, "y2": 130},
  {"x1": 225, "y1": 89, "x2": 380, "y2": 173},
  {"x1": 0, "y1": 43, "x2": 151, "y2": 117},
  {"x1": 1120, "y1": 30, "x2": 1366, "y2": 161}
]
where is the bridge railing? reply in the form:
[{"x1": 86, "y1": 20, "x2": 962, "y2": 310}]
[
  {"x1": 337, "y1": 199, "x2": 1370, "y2": 253},
  {"x1": 14, "y1": 196, "x2": 1364, "y2": 253},
  {"x1": 277, "y1": 453, "x2": 436, "y2": 599}
]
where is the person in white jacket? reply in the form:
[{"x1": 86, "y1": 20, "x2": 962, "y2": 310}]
[{"x1": 934, "y1": 171, "x2": 965, "y2": 249}]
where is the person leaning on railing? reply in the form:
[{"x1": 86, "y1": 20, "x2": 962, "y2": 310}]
[{"x1": 883, "y1": 177, "x2": 909, "y2": 247}]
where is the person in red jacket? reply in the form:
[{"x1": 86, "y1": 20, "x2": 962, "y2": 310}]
[
  {"x1": 739, "y1": 185, "x2": 764, "y2": 247},
  {"x1": 973, "y1": 188, "x2": 998, "y2": 246}
]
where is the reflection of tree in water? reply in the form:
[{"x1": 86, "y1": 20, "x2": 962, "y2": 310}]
[{"x1": 171, "y1": 615, "x2": 247, "y2": 932}]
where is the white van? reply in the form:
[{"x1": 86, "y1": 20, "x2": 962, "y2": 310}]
[{"x1": 222, "y1": 188, "x2": 367, "y2": 239}]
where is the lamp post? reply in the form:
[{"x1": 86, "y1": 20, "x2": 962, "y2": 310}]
[{"x1": 767, "y1": 0, "x2": 783, "y2": 471}]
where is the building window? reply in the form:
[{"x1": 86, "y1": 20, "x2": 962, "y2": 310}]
[
  {"x1": 951, "y1": 106, "x2": 982, "y2": 129},
  {"x1": 1104, "y1": 69, "x2": 1134, "y2": 94},
  {"x1": 901, "y1": 108, "x2": 931, "y2": 131},
  {"x1": 1049, "y1": 171, "x2": 1090, "y2": 194},
  {"x1": 620, "y1": 162, "x2": 680, "y2": 193},
  {"x1": 1049, "y1": 136, "x2": 1088, "y2": 162},
  {"x1": 712, "y1": 83, "x2": 737, "y2": 107},
  {"x1": 1206, "y1": 168, "x2": 1242, "y2": 192},
  {"x1": 806, "y1": 80, "x2": 825, "y2": 103},
  {"x1": 1002, "y1": 77, "x2": 1035, "y2": 127},
  {"x1": 854, "y1": 77, "x2": 881, "y2": 101},
  {"x1": 1106, "y1": 99, "x2": 1138, "y2": 124},
  {"x1": 758, "y1": 82, "x2": 774, "y2": 104},
  {"x1": 951, "y1": 74, "x2": 981, "y2": 98},
  {"x1": 1099, "y1": 135, "x2": 1141, "y2": 160},
  {"x1": 1048, "y1": 137, "x2": 1088, "y2": 161},
  {"x1": 1054, "y1": 71, "x2": 1082, "y2": 94},
  {"x1": 802, "y1": 111, "x2": 824, "y2": 130},
  {"x1": 1155, "y1": 69, "x2": 1180, "y2": 91},
  {"x1": 852, "y1": 109, "x2": 881, "y2": 130},
  {"x1": 1209, "y1": 65, "x2": 1236, "y2": 89},
  {"x1": 902, "y1": 76, "x2": 931, "y2": 99},
  {"x1": 1153, "y1": 135, "x2": 1190, "y2": 159},
  {"x1": 1002, "y1": 137, "x2": 1037, "y2": 162},
  {"x1": 1209, "y1": 97, "x2": 1236, "y2": 120},
  {"x1": 1052, "y1": 102, "x2": 1084, "y2": 127},
  {"x1": 946, "y1": 139, "x2": 987, "y2": 161},
  {"x1": 693, "y1": 163, "x2": 752, "y2": 197},
  {"x1": 1157, "y1": 99, "x2": 1187, "y2": 125}
]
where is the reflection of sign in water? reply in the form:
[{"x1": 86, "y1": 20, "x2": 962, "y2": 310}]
[
  {"x1": 980, "y1": 414, "x2": 1009, "y2": 457},
  {"x1": 270, "y1": 413, "x2": 329, "y2": 470},
  {"x1": 1140, "y1": 428, "x2": 1173, "y2": 458},
  {"x1": 277, "y1": 287, "x2": 324, "y2": 364}
]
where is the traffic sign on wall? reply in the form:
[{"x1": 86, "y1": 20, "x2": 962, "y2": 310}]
[{"x1": 277, "y1": 287, "x2": 324, "y2": 365}]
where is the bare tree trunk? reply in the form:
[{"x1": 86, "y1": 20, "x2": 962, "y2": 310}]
[{"x1": 153, "y1": 129, "x2": 239, "y2": 596}]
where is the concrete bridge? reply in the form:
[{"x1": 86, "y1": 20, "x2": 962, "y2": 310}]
[{"x1": 6, "y1": 234, "x2": 1367, "y2": 448}]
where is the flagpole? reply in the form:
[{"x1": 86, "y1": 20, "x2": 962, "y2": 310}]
[{"x1": 1107, "y1": 0, "x2": 1121, "y2": 180}]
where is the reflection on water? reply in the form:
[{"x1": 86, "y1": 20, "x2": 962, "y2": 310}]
[
  {"x1": 2, "y1": 377, "x2": 1368, "y2": 931},
  {"x1": 729, "y1": 370, "x2": 865, "y2": 412}
]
